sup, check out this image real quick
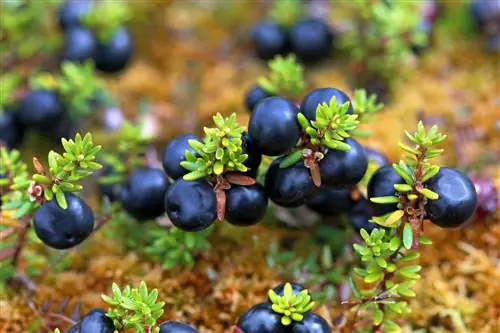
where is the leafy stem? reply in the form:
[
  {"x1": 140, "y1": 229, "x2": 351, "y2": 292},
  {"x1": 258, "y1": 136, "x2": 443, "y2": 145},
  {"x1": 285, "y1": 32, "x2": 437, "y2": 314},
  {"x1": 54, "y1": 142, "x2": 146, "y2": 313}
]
[{"x1": 257, "y1": 54, "x2": 306, "y2": 100}]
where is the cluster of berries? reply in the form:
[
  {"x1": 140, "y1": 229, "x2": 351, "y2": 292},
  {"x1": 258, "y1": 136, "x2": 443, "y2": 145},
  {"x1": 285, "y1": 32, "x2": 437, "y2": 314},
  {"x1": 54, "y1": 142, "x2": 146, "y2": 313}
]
[
  {"x1": 237, "y1": 282, "x2": 330, "y2": 333},
  {"x1": 58, "y1": 0, "x2": 133, "y2": 73},
  {"x1": 66, "y1": 308, "x2": 197, "y2": 333},
  {"x1": 252, "y1": 17, "x2": 333, "y2": 64}
]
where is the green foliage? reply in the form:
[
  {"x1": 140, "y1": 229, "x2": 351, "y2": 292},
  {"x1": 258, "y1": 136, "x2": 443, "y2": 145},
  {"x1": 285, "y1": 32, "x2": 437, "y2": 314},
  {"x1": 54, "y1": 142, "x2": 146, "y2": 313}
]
[
  {"x1": 340, "y1": 0, "x2": 427, "y2": 84},
  {"x1": 268, "y1": 283, "x2": 315, "y2": 326},
  {"x1": 102, "y1": 281, "x2": 165, "y2": 333},
  {"x1": 258, "y1": 55, "x2": 305, "y2": 100},
  {"x1": 181, "y1": 113, "x2": 247, "y2": 180},
  {"x1": 4, "y1": 133, "x2": 101, "y2": 216},
  {"x1": 0, "y1": 0, "x2": 61, "y2": 59},
  {"x1": 0, "y1": 72, "x2": 22, "y2": 113},
  {"x1": 268, "y1": 0, "x2": 303, "y2": 27},
  {"x1": 351, "y1": 89, "x2": 384, "y2": 133},
  {"x1": 99, "y1": 122, "x2": 151, "y2": 186},
  {"x1": 82, "y1": 0, "x2": 131, "y2": 43}
]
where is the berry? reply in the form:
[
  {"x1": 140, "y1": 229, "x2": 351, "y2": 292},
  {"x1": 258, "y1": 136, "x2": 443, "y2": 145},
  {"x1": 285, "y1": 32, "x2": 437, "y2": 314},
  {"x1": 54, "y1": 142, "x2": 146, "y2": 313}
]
[
  {"x1": 159, "y1": 321, "x2": 198, "y2": 333},
  {"x1": 67, "y1": 324, "x2": 79, "y2": 333},
  {"x1": 59, "y1": 27, "x2": 97, "y2": 63},
  {"x1": 245, "y1": 85, "x2": 274, "y2": 112},
  {"x1": 348, "y1": 197, "x2": 379, "y2": 235},
  {"x1": 241, "y1": 132, "x2": 262, "y2": 177},
  {"x1": 225, "y1": 184, "x2": 268, "y2": 226},
  {"x1": 470, "y1": 175, "x2": 498, "y2": 219},
  {"x1": 18, "y1": 90, "x2": 64, "y2": 130},
  {"x1": 265, "y1": 158, "x2": 315, "y2": 208},
  {"x1": 289, "y1": 18, "x2": 333, "y2": 64},
  {"x1": 364, "y1": 147, "x2": 389, "y2": 167},
  {"x1": 98, "y1": 166, "x2": 122, "y2": 202},
  {"x1": 424, "y1": 167, "x2": 477, "y2": 228},
  {"x1": 270, "y1": 282, "x2": 304, "y2": 300},
  {"x1": 291, "y1": 312, "x2": 331, "y2": 333},
  {"x1": 306, "y1": 187, "x2": 352, "y2": 216},
  {"x1": 299, "y1": 88, "x2": 353, "y2": 122},
  {"x1": 33, "y1": 193, "x2": 94, "y2": 250},
  {"x1": 119, "y1": 167, "x2": 169, "y2": 221},
  {"x1": 58, "y1": 0, "x2": 93, "y2": 30},
  {"x1": 367, "y1": 165, "x2": 404, "y2": 215},
  {"x1": 94, "y1": 27, "x2": 133, "y2": 74},
  {"x1": 319, "y1": 138, "x2": 368, "y2": 188},
  {"x1": 0, "y1": 107, "x2": 23, "y2": 148},
  {"x1": 162, "y1": 134, "x2": 202, "y2": 179},
  {"x1": 165, "y1": 179, "x2": 217, "y2": 231},
  {"x1": 248, "y1": 97, "x2": 300, "y2": 156},
  {"x1": 237, "y1": 303, "x2": 286, "y2": 333},
  {"x1": 79, "y1": 308, "x2": 115, "y2": 333},
  {"x1": 251, "y1": 22, "x2": 288, "y2": 61}
]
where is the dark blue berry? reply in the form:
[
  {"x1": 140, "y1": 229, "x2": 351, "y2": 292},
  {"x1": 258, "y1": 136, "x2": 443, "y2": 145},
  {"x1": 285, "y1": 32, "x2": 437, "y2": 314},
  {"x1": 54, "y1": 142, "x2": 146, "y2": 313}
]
[
  {"x1": 33, "y1": 193, "x2": 94, "y2": 250},
  {"x1": 245, "y1": 84, "x2": 274, "y2": 112},
  {"x1": 319, "y1": 138, "x2": 368, "y2": 188},
  {"x1": 225, "y1": 184, "x2": 268, "y2": 226},
  {"x1": 119, "y1": 167, "x2": 169, "y2": 221},
  {"x1": 18, "y1": 90, "x2": 64, "y2": 129},
  {"x1": 58, "y1": 0, "x2": 93, "y2": 30},
  {"x1": 248, "y1": 97, "x2": 300, "y2": 156},
  {"x1": 265, "y1": 158, "x2": 315, "y2": 208},
  {"x1": 165, "y1": 179, "x2": 217, "y2": 231},
  {"x1": 306, "y1": 187, "x2": 352, "y2": 216},
  {"x1": 59, "y1": 27, "x2": 97, "y2": 63},
  {"x1": 367, "y1": 165, "x2": 404, "y2": 216},
  {"x1": 79, "y1": 308, "x2": 115, "y2": 333},
  {"x1": 291, "y1": 312, "x2": 331, "y2": 333},
  {"x1": 348, "y1": 197, "x2": 379, "y2": 235},
  {"x1": 251, "y1": 22, "x2": 288, "y2": 61},
  {"x1": 159, "y1": 321, "x2": 198, "y2": 333},
  {"x1": 237, "y1": 303, "x2": 286, "y2": 333},
  {"x1": 424, "y1": 167, "x2": 477, "y2": 228},
  {"x1": 299, "y1": 88, "x2": 353, "y2": 122},
  {"x1": 0, "y1": 107, "x2": 23, "y2": 148},
  {"x1": 289, "y1": 18, "x2": 333, "y2": 64},
  {"x1": 364, "y1": 147, "x2": 389, "y2": 167},
  {"x1": 94, "y1": 27, "x2": 133, "y2": 74},
  {"x1": 241, "y1": 132, "x2": 262, "y2": 178},
  {"x1": 162, "y1": 134, "x2": 202, "y2": 179},
  {"x1": 98, "y1": 166, "x2": 122, "y2": 202}
]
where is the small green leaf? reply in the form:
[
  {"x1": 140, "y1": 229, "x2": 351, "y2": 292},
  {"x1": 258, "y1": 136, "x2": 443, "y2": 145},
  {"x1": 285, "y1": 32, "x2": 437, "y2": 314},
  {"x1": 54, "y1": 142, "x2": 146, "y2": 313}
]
[
  {"x1": 364, "y1": 272, "x2": 383, "y2": 283},
  {"x1": 403, "y1": 223, "x2": 413, "y2": 249},
  {"x1": 370, "y1": 196, "x2": 400, "y2": 204},
  {"x1": 297, "y1": 113, "x2": 310, "y2": 130},
  {"x1": 389, "y1": 237, "x2": 401, "y2": 251},
  {"x1": 419, "y1": 235, "x2": 432, "y2": 245},
  {"x1": 393, "y1": 183, "x2": 412, "y2": 192},
  {"x1": 349, "y1": 275, "x2": 361, "y2": 298},
  {"x1": 183, "y1": 170, "x2": 207, "y2": 181},
  {"x1": 373, "y1": 308, "x2": 384, "y2": 326},
  {"x1": 420, "y1": 188, "x2": 439, "y2": 200},
  {"x1": 280, "y1": 150, "x2": 303, "y2": 168},
  {"x1": 13, "y1": 201, "x2": 34, "y2": 219},
  {"x1": 54, "y1": 189, "x2": 68, "y2": 210},
  {"x1": 420, "y1": 165, "x2": 440, "y2": 182},
  {"x1": 385, "y1": 210, "x2": 405, "y2": 226}
]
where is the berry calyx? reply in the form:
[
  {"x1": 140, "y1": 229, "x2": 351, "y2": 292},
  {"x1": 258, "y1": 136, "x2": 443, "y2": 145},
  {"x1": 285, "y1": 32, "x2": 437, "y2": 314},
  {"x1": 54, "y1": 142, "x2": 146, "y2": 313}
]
[
  {"x1": 33, "y1": 193, "x2": 94, "y2": 250},
  {"x1": 425, "y1": 167, "x2": 477, "y2": 228}
]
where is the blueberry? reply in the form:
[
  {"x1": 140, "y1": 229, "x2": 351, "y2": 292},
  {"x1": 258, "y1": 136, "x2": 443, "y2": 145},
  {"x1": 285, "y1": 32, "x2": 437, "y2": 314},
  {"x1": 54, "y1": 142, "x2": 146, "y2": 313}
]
[
  {"x1": 348, "y1": 197, "x2": 379, "y2": 235},
  {"x1": 265, "y1": 158, "x2": 315, "y2": 208},
  {"x1": 98, "y1": 166, "x2": 123, "y2": 202},
  {"x1": 299, "y1": 88, "x2": 353, "y2": 122},
  {"x1": 319, "y1": 138, "x2": 368, "y2": 188},
  {"x1": 364, "y1": 147, "x2": 389, "y2": 167},
  {"x1": 291, "y1": 312, "x2": 331, "y2": 333},
  {"x1": 245, "y1": 84, "x2": 274, "y2": 112},
  {"x1": 0, "y1": 107, "x2": 23, "y2": 148},
  {"x1": 241, "y1": 132, "x2": 262, "y2": 177},
  {"x1": 248, "y1": 97, "x2": 300, "y2": 156},
  {"x1": 18, "y1": 90, "x2": 64, "y2": 129},
  {"x1": 67, "y1": 324, "x2": 79, "y2": 333},
  {"x1": 251, "y1": 22, "x2": 288, "y2": 61},
  {"x1": 119, "y1": 167, "x2": 169, "y2": 221},
  {"x1": 237, "y1": 303, "x2": 286, "y2": 333},
  {"x1": 79, "y1": 308, "x2": 115, "y2": 333},
  {"x1": 269, "y1": 282, "x2": 305, "y2": 300},
  {"x1": 367, "y1": 165, "x2": 404, "y2": 215},
  {"x1": 165, "y1": 179, "x2": 217, "y2": 232},
  {"x1": 159, "y1": 320, "x2": 198, "y2": 333},
  {"x1": 59, "y1": 27, "x2": 97, "y2": 63},
  {"x1": 94, "y1": 27, "x2": 133, "y2": 74},
  {"x1": 424, "y1": 167, "x2": 477, "y2": 228},
  {"x1": 306, "y1": 187, "x2": 352, "y2": 216},
  {"x1": 58, "y1": 0, "x2": 93, "y2": 30},
  {"x1": 289, "y1": 18, "x2": 333, "y2": 64},
  {"x1": 225, "y1": 184, "x2": 268, "y2": 226},
  {"x1": 33, "y1": 193, "x2": 94, "y2": 250},
  {"x1": 162, "y1": 134, "x2": 202, "y2": 179}
]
